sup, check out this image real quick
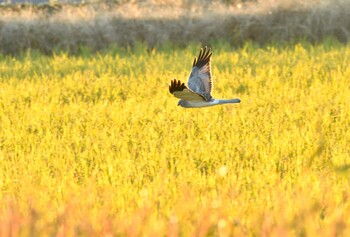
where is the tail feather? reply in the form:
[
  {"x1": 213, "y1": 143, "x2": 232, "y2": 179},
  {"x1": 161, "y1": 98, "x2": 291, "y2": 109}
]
[{"x1": 217, "y1": 98, "x2": 241, "y2": 104}]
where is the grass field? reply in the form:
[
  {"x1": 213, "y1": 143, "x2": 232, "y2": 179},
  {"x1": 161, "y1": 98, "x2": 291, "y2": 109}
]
[
  {"x1": 1, "y1": 0, "x2": 350, "y2": 55},
  {"x1": 0, "y1": 41, "x2": 349, "y2": 236}
]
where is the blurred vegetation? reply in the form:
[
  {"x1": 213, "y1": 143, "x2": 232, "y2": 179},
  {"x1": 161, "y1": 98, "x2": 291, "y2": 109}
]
[
  {"x1": 0, "y1": 0, "x2": 257, "y2": 5},
  {"x1": 0, "y1": 41, "x2": 349, "y2": 236},
  {"x1": 0, "y1": 0, "x2": 349, "y2": 54}
]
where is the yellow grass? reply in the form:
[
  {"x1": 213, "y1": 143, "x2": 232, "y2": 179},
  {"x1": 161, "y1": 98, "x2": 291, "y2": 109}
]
[{"x1": 0, "y1": 41, "x2": 350, "y2": 236}]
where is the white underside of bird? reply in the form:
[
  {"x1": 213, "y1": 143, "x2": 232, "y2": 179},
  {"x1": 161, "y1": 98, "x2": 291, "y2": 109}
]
[
  {"x1": 178, "y1": 98, "x2": 241, "y2": 108},
  {"x1": 169, "y1": 47, "x2": 241, "y2": 108}
]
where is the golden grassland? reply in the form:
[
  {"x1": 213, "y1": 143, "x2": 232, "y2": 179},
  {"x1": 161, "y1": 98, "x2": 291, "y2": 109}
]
[
  {"x1": 1, "y1": 0, "x2": 350, "y2": 54},
  {"x1": 0, "y1": 40, "x2": 350, "y2": 236}
]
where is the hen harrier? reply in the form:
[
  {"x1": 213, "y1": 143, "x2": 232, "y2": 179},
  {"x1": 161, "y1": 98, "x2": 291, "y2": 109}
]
[{"x1": 169, "y1": 47, "x2": 241, "y2": 108}]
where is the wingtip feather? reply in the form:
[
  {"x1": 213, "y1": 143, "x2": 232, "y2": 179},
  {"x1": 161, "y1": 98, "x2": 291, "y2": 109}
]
[
  {"x1": 193, "y1": 46, "x2": 212, "y2": 68},
  {"x1": 169, "y1": 79, "x2": 187, "y2": 94}
]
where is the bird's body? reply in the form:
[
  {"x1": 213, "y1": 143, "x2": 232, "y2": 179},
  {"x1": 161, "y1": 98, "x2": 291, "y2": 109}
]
[
  {"x1": 178, "y1": 99, "x2": 242, "y2": 108},
  {"x1": 169, "y1": 47, "x2": 241, "y2": 108}
]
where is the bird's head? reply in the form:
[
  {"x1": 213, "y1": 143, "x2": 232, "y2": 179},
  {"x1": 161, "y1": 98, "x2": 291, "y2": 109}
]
[{"x1": 177, "y1": 99, "x2": 186, "y2": 107}]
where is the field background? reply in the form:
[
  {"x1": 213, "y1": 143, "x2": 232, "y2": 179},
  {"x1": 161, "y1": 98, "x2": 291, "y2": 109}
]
[
  {"x1": 1, "y1": 0, "x2": 350, "y2": 236},
  {"x1": 1, "y1": 0, "x2": 350, "y2": 55}
]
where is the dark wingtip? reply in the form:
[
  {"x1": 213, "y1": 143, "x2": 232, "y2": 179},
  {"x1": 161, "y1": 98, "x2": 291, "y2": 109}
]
[
  {"x1": 169, "y1": 79, "x2": 186, "y2": 94},
  {"x1": 193, "y1": 46, "x2": 212, "y2": 68}
]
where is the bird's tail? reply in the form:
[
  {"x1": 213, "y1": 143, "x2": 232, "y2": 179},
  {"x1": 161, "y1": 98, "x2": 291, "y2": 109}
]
[{"x1": 218, "y1": 98, "x2": 241, "y2": 104}]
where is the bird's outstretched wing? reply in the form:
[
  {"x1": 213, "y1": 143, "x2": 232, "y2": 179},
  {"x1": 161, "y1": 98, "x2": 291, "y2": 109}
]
[
  {"x1": 169, "y1": 79, "x2": 206, "y2": 101},
  {"x1": 187, "y1": 47, "x2": 213, "y2": 102}
]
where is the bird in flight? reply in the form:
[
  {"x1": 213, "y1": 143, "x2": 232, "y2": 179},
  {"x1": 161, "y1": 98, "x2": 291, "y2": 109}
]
[{"x1": 169, "y1": 46, "x2": 241, "y2": 108}]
